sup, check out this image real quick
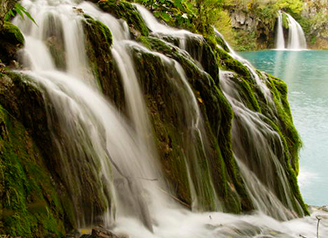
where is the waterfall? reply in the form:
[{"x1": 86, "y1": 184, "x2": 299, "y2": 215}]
[
  {"x1": 219, "y1": 70, "x2": 301, "y2": 220},
  {"x1": 286, "y1": 13, "x2": 307, "y2": 50},
  {"x1": 135, "y1": 4, "x2": 203, "y2": 51},
  {"x1": 214, "y1": 28, "x2": 273, "y2": 105},
  {"x1": 275, "y1": 11, "x2": 307, "y2": 50},
  {"x1": 276, "y1": 11, "x2": 285, "y2": 50},
  {"x1": 14, "y1": 0, "x2": 168, "y2": 230},
  {"x1": 7, "y1": 0, "x2": 328, "y2": 237},
  {"x1": 213, "y1": 29, "x2": 306, "y2": 219}
]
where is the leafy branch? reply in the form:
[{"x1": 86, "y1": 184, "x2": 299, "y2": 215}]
[{"x1": 4, "y1": 3, "x2": 37, "y2": 25}]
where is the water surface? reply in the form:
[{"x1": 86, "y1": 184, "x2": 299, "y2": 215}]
[{"x1": 239, "y1": 50, "x2": 328, "y2": 206}]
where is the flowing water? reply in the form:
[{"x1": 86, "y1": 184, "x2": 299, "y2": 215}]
[
  {"x1": 275, "y1": 12, "x2": 307, "y2": 50},
  {"x1": 9, "y1": 0, "x2": 328, "y2": 237},
  {"x1": 220, "y1": 70, "x2": 301, "y2": 221},
  {"x1": 13, "y1": 0, "x2": 167, "y2": 230},
  {"x1": 286, "y1": 13, "x2": 307, "y2": 50},
  {"x1": 275, "y1": 11, "x2": 285, "y2": 50},
  {"x1": 239, "y1": 50, "x2": 328, "y2": 207}
]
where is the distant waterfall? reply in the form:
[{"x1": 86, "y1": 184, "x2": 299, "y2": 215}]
[
  {"x1": 275, "y1": 11, "x2": 285, "y2": 49},
  {"x1": 275, "y1": 11, "x2": 307, "y2": 50},
  {"x1": 286, "y1": 13, "x2": 307, "y2": 50}
]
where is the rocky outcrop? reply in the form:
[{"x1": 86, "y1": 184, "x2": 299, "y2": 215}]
[
  {"x1": 230, "y1": 10, "x2": 257, "y2": 32},
  {"x1": 227, "y1": 9, "x2": 275, "y2": 50},
  {"x1": 0, "y1": 73, "x2": 71, "y2": 237},
  {"x1": 0, "y1": 21, "x2": 24, "y2": 65}
]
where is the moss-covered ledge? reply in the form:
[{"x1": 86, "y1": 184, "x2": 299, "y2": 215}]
[
  {"x1": 129, "y1": 39, "x2": 253, "y2": 213},
  {"x1": 0, "y1": 21, "x2": 24, "y2": 65},
  {"x1": 83, "y1": 14, "x2": 126, "y2": 112},
  {"x1": 0, "y1": 71, "x2": 114, "y2": 235},
  {"x1": 0, "y1": 72, "x2": 72, "y2": 236},
  {"x1": 97, "y1": 0, "x2": 149, "y2": 37}
]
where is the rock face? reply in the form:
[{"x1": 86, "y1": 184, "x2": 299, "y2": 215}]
[
  {"x1": 0, "y1": 1, "x2": 308, "y2": 237},
  {"x1": 230, "y1": 10, "x2": 256, "y2": 32},
  {"x1": 0, "y1": 22, "x2": 24, "y2": 64},
  {"x1": 0, "y1": 73, "x2": 72, "y2": 237},
  {"x1": 227, "y1": 9, "x2": 275, "y2": 50}
]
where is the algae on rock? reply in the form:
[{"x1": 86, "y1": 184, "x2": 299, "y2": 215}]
[{"x1": 0, "y1": 21, "x2": 24, "y2": 65}]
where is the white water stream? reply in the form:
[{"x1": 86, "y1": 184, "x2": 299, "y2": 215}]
[
  {"x1": 286, "y1": 13, "x2": 307, "y2": 50},
  {"x1": 276, "y1": 11, "x2": 285, "y2": 50},
  {"x1": 9, "y1": 0, "x2": 328, "y2": 237},
  {"x1": 275, "y1": 11, "x2": 307, "y2": 50}
]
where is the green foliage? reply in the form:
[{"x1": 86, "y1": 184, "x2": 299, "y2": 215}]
[
  {"x1": 213, "y1": 10, "x2": 235, "y2": 45},
  {"x1": 274, "y1": 0, "x2": 303, "y2": 14},
  {"x1": 232, "y1": 30, "x2": 257, "y2": 51},
  {"x1": 98, "y1": 0, "x2": 149, "y2": 36},
  {"x1": 135, "y1": 0, "x2": 197, "y2": 32},
  {"x1": 4, "y1": 3, "x2": 36, "y2": 25},
  {"x1": 185, "y1": 0, "x2": 225, "y2": 35}
]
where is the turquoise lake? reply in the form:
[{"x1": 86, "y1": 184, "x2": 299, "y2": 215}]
[{"x1": 239, "y1": 50, "x2": 328, "y2": 206}]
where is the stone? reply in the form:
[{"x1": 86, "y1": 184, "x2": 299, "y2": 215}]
[{"x1": 91, "y1": 227, "x2": 119, "y2": 238}]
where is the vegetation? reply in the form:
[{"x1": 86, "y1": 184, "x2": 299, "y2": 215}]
[
  {"x1": 135, "y1": 0, "x2": 327, "y2": 50},
  {"x1": 0, "y1": 1, "x2": 36, "y2": 32}
]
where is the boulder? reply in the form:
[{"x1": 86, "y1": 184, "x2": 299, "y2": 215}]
[{"x1": 0, "y1": 22, "x2": 24, "y2": 64}]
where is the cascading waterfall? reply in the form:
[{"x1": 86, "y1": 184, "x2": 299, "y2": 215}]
[
  {"x1": 214, "y1": 28, "x2": 273, "y2": 105},
  {"x1": 286, "y1": 13, "x2": 307, "y2": 50},
  {"x1": 275, "y1": 11, "x2": 307, "y2": 50},
  {"x1": 219, "y1": 70, "x2": 302, "y2": 220},
  {"x1": 135, "y1": 4, "x2": 223, "y2": 212},
  {"x1": 8, "y1": 0, "x2": 328, "y2": 237},
  {"x1": 14, "y1": 0, "x2": 167, "y2": 230},
  {"x1": 276, "y1": 10, "x2": 285, "y2": 49},
  {"x1": 81, "y1": 1, "x2": 220, "y2": 213},
  {"x1": 135, "y1": 4, "x2": 203, "y2": 55},
  {"x1": 214, "y1": 28, "x2": 305, "y2": 219}
]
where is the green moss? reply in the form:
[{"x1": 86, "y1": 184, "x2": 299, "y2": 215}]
[
  {"x1": 281, "y1": 12, "x2": 289, "y2": 29},
  {"x1": 84, "y1": 15, "x2": 113, "y2": 46},
  {"x1": 131, "y1": 36, "x2": 252, "y2": 212},
  {"x1": 0, "y1": 105, "x2": 66, "y2": 237},
  {"x1": 259, "y1": 74, "x2": 308, "y2": 216},
  {"x1": 0, "y1": 22, "x2": 24, "y2": 64},
  {"x1": 213, "y1": 34, "x2": 230, "y2": 52},
  {"x1": 2, "y1": 21, "x2": 24, "y2": 45},
  {"x1": 265, "y1": 75, "x2": 302, "y2": 173},
  {"x1": 216, "y1": 48, "x2": 249, "y2": 77},
  {"x1": 98, "y1": 0, "x2": 149, "y2": 37},
  {"x1": 83, "y1": 15, "x2": 126, "y2": 112}
]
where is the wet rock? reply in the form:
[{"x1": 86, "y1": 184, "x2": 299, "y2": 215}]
[
  {"x1": 64, "y1": 229, "x2": 81, "y2": 238},
  {"x1": 0, "y1": 22, "x2": 24, "y2": 64},
  {"x1": 91, "y1": 227, "x2": 120, "y2": 238}
]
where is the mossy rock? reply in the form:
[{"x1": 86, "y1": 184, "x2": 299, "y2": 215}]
[
  {"x1": 130, "y1": 37, "x2": 252, "y2": 213},
  {"x1": 98, "y1": 0, "x2": 149, "y2": 37},
  {"x1": 0, "y1": 21, "x2": 24, "y2": 64},
  {"x1": 83, "y1": 15, "x2": 126, "y2": 112},
  {"x1": 265, "y1": 74, "x2": 307, "y2": 216},
  {"x1": 0, "y1": 72, "x2": 112, "y2": 231},
  {"x1": 0, "y1": 105, "x2": 66, "y2": 237}
]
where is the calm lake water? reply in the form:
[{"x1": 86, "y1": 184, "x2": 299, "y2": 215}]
[{"x1": 239, "y1": 50, "x2": 328, "y2": 206}]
